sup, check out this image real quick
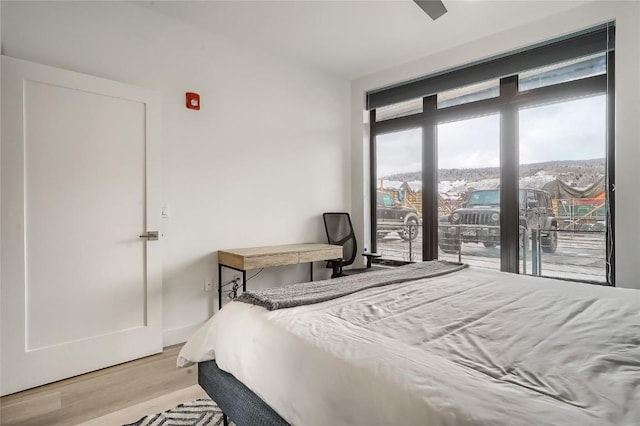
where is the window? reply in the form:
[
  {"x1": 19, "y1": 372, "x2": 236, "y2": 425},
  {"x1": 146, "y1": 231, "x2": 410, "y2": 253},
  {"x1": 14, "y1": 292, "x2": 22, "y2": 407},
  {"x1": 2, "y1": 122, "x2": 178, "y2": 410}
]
[
  {"x1": 375, "y1": 98, "x2": 423, "y2": 122},
  {"x1": 369, "y1": 24, "x2": 614, "y2": 284},
  {"x1": 373, "y1": 128, "x2": 422, "y2": 262},
  {"x1": 438, "y1": 114, "x2": 501, "y2": 270},
  {"x1": 518, "y1": 95, "x2": 607, "y2": 282},
  {"x1": 438, "y1": 79, "x2": 500, "y2": 109},
  {"x1": 519, "y1": 53, "x2": 606, "y2": 92}
]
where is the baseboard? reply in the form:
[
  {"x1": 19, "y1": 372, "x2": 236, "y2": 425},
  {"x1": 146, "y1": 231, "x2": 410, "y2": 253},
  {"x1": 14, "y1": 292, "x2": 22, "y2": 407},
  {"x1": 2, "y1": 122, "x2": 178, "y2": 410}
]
[{"x1": 163, "y1": 322, "x2": 207, "y2": 347}]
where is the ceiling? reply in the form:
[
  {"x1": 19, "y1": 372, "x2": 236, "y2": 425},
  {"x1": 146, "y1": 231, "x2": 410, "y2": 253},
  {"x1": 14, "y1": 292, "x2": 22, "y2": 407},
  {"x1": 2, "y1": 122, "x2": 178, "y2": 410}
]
[{"x1": 142, "y1": 0, "x2": 592, "y2": 80}]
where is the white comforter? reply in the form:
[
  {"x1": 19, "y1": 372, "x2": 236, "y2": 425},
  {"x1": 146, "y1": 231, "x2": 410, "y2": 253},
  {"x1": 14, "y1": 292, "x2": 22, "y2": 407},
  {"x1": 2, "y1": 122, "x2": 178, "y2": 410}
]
[{"x1": 178, "y1": 267, "x2": 640, "y2": 426}]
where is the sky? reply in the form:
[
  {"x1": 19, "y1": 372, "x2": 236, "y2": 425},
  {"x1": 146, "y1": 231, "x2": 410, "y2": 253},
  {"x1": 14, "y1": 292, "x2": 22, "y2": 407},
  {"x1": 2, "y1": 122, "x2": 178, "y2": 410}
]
[{"x1": 376, "y1": 94, "x2": 606, "y2": 178}]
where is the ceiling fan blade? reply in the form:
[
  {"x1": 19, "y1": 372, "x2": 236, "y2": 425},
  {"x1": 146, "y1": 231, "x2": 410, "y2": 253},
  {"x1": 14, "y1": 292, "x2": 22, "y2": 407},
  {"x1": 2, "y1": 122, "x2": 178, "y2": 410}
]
[{"x1": 413, "y1": 0, "x2": 448, "y2": 20}]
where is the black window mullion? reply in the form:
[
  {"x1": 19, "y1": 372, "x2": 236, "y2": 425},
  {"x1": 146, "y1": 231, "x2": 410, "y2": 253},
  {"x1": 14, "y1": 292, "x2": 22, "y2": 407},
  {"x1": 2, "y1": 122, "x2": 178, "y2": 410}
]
[
  {"x1": 422, "y1": 96, "x2": 438, "y2": 261},
  {"x1": 500, "y1": 76, "x2": 520, "y2": 273},
  {"x1": 369, "y1": 109, "x2": 378, "y2": 254},
  {"x1": 606, "y1": 46, "x2": 615, "y2": 286}
]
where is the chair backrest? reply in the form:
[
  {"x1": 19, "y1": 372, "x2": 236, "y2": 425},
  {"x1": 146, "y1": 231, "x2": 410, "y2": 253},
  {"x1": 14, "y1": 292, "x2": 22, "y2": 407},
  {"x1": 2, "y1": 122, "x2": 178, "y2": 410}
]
[{"x1": 323, "y1": 212, "x2": 357, "y2": 267}]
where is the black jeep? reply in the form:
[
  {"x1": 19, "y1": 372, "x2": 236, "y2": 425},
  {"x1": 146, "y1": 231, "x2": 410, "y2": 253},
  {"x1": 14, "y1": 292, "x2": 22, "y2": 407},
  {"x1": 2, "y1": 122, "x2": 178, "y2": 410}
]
[
  {"x1": 376, "y1": 191, "x2": 420, "y2": 241},
  {"x1": 439, "y1": 188, "x2": 558, "y2": 253}
]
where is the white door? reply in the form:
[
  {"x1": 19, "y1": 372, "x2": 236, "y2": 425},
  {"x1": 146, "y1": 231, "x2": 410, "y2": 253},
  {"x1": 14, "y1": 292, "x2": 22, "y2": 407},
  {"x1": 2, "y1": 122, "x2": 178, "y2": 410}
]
[{"x1": 1, "y1": 56, "x2": 162, "y2": 395}]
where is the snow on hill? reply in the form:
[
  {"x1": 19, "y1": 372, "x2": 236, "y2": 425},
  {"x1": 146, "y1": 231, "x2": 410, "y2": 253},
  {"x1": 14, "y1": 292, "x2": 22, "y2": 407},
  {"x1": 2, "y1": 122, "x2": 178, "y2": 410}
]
[{"x1": 381, "y1": 159, "x2": 604, "y2": 200}]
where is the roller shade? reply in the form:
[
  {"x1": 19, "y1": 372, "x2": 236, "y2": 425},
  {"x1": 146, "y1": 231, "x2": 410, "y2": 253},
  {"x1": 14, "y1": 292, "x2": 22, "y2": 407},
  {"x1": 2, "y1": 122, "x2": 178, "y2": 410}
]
[{"x1": 367, "y1": 24, "x2": 613, "y2": 110}]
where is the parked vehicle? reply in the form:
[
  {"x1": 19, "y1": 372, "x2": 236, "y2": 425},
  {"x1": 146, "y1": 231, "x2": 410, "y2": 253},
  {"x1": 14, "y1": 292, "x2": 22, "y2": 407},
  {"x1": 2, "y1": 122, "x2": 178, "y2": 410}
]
[
  {"x1": 439, "y1": 188, "x2": 558, "y2": 254},
  {"x1": 376, "y1": 191, "x2": 420, "y2": 241}
]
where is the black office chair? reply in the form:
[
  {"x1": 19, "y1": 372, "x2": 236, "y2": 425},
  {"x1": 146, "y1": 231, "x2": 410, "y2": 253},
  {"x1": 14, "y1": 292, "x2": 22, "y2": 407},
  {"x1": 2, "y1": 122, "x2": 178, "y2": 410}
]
[{"x1": 323, "y1": 212, "x2": 382, "y2": 278}]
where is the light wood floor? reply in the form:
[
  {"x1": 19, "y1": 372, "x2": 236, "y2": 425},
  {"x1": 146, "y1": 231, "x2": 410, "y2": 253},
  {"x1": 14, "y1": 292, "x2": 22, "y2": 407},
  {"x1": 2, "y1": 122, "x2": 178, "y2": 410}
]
[
  {"x1": 0, "y1": 345, "x2": 201, "y2": 426},
  {"x1": 77, "y1": 385, "x2": 209, "y2": 426}
]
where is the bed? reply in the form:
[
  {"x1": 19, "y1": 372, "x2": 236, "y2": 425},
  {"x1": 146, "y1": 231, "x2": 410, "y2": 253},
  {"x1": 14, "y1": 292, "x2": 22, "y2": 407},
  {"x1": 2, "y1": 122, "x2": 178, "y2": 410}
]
[{"x1": 178, "y1": 261, "x2": 640, "y2": 425}]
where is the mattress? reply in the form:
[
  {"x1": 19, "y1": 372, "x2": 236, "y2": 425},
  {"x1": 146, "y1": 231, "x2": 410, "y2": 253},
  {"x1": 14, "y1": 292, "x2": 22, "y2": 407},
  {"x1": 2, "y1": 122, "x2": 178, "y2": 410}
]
[{"x1": 178, "y1": 267, "x2": 640, "y2": 425}]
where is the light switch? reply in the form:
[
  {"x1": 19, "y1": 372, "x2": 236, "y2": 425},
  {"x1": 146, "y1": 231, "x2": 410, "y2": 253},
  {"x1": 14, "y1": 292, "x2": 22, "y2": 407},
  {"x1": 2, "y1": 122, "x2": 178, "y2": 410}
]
[{"x1": 161, "y1": 205, "x2": 171, "y2": 218}]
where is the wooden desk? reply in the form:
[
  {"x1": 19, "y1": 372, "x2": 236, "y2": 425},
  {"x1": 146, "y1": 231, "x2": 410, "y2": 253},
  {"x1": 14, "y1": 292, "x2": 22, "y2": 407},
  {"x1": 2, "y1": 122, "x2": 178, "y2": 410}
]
[{"x1": 217, "y1": 243, "x2": 343, "y2": 309}]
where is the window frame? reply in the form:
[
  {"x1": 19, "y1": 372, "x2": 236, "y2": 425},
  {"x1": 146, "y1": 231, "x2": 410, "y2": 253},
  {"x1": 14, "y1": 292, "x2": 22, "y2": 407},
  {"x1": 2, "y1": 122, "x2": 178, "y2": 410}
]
[{"x1": 369, "y1": 25, "x2": 615, "y2": 285}]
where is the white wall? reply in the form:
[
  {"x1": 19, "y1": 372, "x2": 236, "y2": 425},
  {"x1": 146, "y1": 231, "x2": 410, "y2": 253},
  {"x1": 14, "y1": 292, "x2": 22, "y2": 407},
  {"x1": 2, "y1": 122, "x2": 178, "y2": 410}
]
[
  {"x1": 1, "y1": 1, "x2": 350, "y2": 345},
  {"x1": 351, "y1": 1, "x2": 640, "y2": 289}
]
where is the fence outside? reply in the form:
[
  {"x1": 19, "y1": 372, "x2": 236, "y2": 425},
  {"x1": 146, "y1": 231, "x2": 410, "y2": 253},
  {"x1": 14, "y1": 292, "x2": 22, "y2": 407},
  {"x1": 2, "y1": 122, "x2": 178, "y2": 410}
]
[{"x1": 375, "y1": 222, "x2": 606, "y2": 283}]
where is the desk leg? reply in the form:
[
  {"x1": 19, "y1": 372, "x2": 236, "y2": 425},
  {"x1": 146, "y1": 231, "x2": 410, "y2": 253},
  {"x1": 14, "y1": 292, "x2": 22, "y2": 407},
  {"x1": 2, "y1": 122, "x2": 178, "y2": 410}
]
[
  {"x1": 310, "y1": 262, "x2": 313, "y2": 281},
  {"x1": 218, "y1": 263, "x2": 223, "y2": 310},
  {"x1": 242, "y1": 270, "x2": 246, "y2": 292}
]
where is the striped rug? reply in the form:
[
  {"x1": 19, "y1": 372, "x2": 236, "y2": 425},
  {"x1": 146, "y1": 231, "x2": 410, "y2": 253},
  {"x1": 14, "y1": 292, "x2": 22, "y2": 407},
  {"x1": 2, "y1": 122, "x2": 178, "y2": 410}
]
[{"x1": 124, "y1": 398, "x2": 235, "y2": 426}]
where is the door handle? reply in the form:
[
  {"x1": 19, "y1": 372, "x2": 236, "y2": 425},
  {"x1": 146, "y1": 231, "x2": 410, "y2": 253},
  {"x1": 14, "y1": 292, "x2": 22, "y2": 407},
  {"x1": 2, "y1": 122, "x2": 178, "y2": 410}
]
[{"x1": 139, "y1": 231, "x2": 159, "y2": 241}]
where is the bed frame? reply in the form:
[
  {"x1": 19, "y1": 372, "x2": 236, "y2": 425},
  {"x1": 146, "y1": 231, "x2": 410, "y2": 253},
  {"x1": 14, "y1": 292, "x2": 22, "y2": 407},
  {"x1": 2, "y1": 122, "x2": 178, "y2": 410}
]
[{"x1": 198, "y1": 360, "x2": 290, "y2": 426}]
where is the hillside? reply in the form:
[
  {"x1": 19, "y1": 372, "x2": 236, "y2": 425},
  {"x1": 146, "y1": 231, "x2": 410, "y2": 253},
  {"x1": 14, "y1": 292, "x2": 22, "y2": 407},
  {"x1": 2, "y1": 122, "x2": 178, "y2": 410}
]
[
  {"x1": 382, "y1": 158, "x2": 605, "y2": 199},
  {"x1": 385, "y1": 159, "x2": 605, "y2": 188}
]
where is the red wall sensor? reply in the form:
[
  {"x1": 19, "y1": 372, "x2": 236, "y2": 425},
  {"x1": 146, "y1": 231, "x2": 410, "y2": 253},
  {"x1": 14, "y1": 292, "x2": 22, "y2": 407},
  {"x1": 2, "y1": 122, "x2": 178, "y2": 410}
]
[{"x1": 186, "y1": 92, "x2": 200, "y2": 110}]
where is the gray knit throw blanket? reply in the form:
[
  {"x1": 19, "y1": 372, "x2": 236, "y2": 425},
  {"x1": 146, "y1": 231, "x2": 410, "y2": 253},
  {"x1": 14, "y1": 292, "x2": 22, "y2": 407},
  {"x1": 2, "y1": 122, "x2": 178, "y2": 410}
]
[{"x1": 236, "y1": 260, "x2": 468, "y2": 310}]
